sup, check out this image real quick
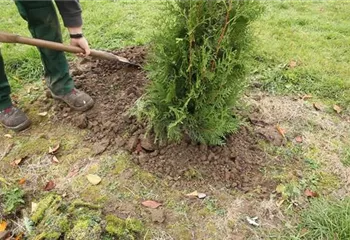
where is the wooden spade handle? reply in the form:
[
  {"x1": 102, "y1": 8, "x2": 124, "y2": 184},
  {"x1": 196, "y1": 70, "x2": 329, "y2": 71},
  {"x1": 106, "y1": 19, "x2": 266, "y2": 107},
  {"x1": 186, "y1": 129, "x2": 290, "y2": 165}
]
[{"x1": 0, "y1": 31, "x2": 131, "y2": 63}]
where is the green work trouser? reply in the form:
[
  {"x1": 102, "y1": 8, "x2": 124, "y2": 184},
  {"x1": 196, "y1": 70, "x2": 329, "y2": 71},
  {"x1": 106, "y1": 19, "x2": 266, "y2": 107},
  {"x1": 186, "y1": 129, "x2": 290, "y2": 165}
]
[{"x1": 0, "y1": 0, "x2": 74, "y2": 111}]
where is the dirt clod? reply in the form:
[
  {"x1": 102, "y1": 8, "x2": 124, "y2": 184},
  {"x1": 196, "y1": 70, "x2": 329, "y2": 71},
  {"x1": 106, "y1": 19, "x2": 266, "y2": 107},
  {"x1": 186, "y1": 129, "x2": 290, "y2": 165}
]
[{"x1": 150, "y1": 209, "x2": 166, "y2": 223}]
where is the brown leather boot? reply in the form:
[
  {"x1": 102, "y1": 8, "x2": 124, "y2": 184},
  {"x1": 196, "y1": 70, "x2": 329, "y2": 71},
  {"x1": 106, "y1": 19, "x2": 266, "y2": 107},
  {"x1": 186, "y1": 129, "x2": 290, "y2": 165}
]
[
  {"x1": 51, "y1": 88, "x2": 94, "y2": 112},
  {"x1": 0, "y1": 106, "x2": 31, "y2": 132}
]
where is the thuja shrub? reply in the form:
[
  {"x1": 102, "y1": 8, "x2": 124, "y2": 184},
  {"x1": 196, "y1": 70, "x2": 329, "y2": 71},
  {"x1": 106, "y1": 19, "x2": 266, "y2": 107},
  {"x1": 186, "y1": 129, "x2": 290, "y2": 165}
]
[{"x1": 136, "y1": 0, "x2": 262, "y2": 145}]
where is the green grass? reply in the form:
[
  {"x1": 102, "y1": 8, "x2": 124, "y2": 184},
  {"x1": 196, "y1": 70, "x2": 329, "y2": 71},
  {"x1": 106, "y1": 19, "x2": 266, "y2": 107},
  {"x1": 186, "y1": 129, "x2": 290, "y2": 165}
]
[
  {"x1": 250, "y1": 2, "x2": 350, "y2": 109},
  {"x1": 289, "y1": 198, "x2": 350, "y2": 240},
  {"x1": 341, "y1": 148, "x2": 350, "y2": 167}
]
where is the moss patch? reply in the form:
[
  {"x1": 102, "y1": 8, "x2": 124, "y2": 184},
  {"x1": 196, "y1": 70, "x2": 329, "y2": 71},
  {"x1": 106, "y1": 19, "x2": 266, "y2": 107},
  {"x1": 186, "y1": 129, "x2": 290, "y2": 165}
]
[
  {"x1": 30, "y1": 194, "x2": 103, "y2": 240},
  {"x1": 105, "y1": 215, "x2": 143, "y2": 239}
]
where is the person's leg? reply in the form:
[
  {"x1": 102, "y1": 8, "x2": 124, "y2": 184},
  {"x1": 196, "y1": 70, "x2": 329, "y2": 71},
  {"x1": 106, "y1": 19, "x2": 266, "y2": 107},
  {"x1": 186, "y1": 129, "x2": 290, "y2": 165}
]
[
  {"x1": 15, "y1": 0, "x2": 94, "y2": 111},
  {"x1": 0, "y1": 51, "x2": 31, "y2": 131},
  {"x1": 0, "y1": 50, "x2": 12, "y2": 111},
  {"x1": 15, "y1": 0, "x2": 74, "y2": 95}
]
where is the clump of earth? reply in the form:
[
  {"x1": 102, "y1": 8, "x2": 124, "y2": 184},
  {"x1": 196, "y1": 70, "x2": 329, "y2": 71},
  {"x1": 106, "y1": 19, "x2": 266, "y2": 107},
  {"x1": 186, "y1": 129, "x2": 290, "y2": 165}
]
[{"x1": 48, "y1": 46, "x2": 278, "y2": 195}]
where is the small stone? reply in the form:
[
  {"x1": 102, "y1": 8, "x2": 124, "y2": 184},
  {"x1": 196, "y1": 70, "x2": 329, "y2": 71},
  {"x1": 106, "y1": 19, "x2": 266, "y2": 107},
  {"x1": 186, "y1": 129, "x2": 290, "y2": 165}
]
[
  {"x1": 127, "y1": 136, "x2": 138, "y2": 152},
  {"x1": 138, "y1": 153, "x2": 147, "y2": 164},
  {"x1": 150, "y1": 150, "x2": 159, "y2": 157},
  {"x1": 199, "y1": 144, "x2": 208, "y2": 152},
  {"x1": 93, "y1": 139, "x2": 110, "y2": 155},
  {"x1": 75, "y1": 114, "x2": 88, "y2": 129},
  {"x1": 114, "y1": 136, "x2": 126, "y2": 147},
  {"x1": 103, "y1": 121, "x2": 112, "y2": 130},
  {"x1": 45, "y1": 90, "x2": 52, "y2": 98},
  {"x1": 140, "y1": 135, "x2": 156, "y2": 151},
  {"x1": 225, "y1": 172, "x2": 231, "y2": 181},
  {"x1": 150, "y1": 209, "x2": 165, "y2": 223},
  {"x1": 208, "y1": 151, "x2": 216, "y2": 161}
]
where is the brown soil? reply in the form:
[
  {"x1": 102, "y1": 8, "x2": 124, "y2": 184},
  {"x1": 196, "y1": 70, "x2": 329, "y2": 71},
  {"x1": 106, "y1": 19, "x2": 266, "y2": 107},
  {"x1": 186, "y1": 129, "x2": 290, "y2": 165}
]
[{"x1": 51, "y1": 46, "x2": 276, "y2": 195}]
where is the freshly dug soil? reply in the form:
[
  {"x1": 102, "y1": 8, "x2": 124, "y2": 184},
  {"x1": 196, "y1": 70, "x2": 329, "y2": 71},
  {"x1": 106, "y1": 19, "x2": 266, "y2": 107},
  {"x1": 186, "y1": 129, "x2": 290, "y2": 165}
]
[{"x1": 51, "y1": 46, "x2": 276, "y2": 195}]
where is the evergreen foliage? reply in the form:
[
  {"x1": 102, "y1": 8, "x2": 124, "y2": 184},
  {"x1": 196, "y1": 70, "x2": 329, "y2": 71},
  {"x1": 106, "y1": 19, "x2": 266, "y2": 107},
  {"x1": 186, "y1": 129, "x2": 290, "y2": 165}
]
[{"x1": 136, "y1": 0, "x2": 262, "y2": 145}]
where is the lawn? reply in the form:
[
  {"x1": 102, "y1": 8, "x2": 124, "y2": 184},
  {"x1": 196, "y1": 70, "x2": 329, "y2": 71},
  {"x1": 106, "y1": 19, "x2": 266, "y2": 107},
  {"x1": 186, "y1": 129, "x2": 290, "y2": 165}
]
[{"x1": 1, "y1": 1, "x2": 350, "y2": 239}]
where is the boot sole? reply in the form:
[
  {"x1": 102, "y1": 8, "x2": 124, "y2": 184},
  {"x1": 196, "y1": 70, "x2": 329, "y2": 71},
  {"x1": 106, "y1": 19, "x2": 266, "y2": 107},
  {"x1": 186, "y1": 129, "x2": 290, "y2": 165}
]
[
  {"x1": 1, "y1": 118, "x2": 32, "y2": 132},
  {"x1": 51, "y1": 94, "x2": 94, "y2": 112}
]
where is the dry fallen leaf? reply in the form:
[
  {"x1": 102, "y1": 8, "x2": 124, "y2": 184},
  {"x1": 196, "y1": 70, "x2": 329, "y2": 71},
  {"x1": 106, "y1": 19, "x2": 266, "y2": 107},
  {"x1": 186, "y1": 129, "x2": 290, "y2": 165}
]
[
  {"x1": 0, "y1": 220, "x2": 7, "y2": 232},
  {"x1": 304, "y1": 189, "x2": 319, "y2": 198},
  {"x1": 185, "y1": 190, "x2": 199, "y2": 198},
  {"x1": 301, "y1": 95, "x2": 312, "y2": 101},
  {"x1": 52, "y1": 156, "x2": 59, "y2": 164},
  {"x1": 276, "y1": 125, "x2": 286, "y2": 138},
  {"x1": 11, "y1": 157, "x2": 26, "y2": 166},
  {"x1": 275, "y1": 184, "x2": 286, "y2": 194},
  {"x1": 246, "y1": 216, "x2": 259, "y2": 227},
  {"x1": 295, "y1": 136, "x2": 303, "y2": 143},
  {"x1": 31, "y1": 202, "x2": 38, "y2": 213},
  {"x1": 313, "y1": 103, "x2": 322, "y2": 111},
  {"x1": 185, "y1": 191, "x2": 206, "y2": 199},
  {"x1": 276, "y1": 199, "x2": 285, "y2": 207},
  {"x1": 43, "y1": 180, "x2": 55, "y2": 191},
  {"x1": 67, "y1": 168, "x2": 80, "y2": 178},
  {"x1": 15, "y1": 233, "x2": 23, "y2": 240},
  {"x1": 333, "y1": 105, "x2": 342, "y2": 114},
  {"x1": 4, "y1": 134, "x2": 12, "y2": 139},
  {"x1": 289, "y1": 60, "x2": 297, "y2": 69},
  {"x1": 18, "y1": 178, "x2": 26, "y2": 185},
  {"x1": 49, "y1": 144, "x2": 60, "y2": 154},
  {"x1": 86, "y1": 174, "x2": 102, "y2": 185},
  {"x1": 141, "y1": 200, "x2": 162, "y2": 209},
  {"x1": 38, "y1": 112, "x2": 48, "y2": 117}
]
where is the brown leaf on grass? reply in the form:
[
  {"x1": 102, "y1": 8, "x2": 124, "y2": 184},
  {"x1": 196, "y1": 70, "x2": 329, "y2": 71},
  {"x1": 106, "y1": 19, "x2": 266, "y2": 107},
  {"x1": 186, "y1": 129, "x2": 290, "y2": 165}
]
[
  {"x1": 333, "y1": 105, "x2": 342, "y2": 114},
  {"x1": 295, "y1": 136, "x2": 303, "y2": 143},
  {"x1": 304, "y1": 189, "x2": 319, "y2": 198},
  {"x1": 141, "y1": 200, "x2": 162, "y2": 209},
  {"x1": 49, "y1": 144, "x2": 60, "y2": 154},
  {"x1": 38, "y1": 112, "x2": 48, "y2": 117},
  {"x1": 43, "y1": 180, "x2": 55, "y2": 191},
  {"x1": 313, "y1": 103, "x2": 322, "y2": 111},
  {"x1": 51, "y1": 156, "x2": 59, "y2": 164},
  {"x1": 289, "y1": 60, "x2": 297, "y2": 69},
  {"x1": 276, "y1": 125, "x2": 286, "y2": 138},
  {"x1": 18, "y1": 178, "x2": 26, "y2": 185},
  {"x1": 0, "y1": 220, "x2": 7, "y2": 232}
]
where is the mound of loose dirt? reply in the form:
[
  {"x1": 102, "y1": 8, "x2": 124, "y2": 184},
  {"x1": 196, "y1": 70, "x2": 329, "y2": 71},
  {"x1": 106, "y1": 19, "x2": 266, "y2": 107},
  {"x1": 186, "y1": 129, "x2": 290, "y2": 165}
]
[{"x1": 51, "y1": 46, "x2": 276, "y2": 195}]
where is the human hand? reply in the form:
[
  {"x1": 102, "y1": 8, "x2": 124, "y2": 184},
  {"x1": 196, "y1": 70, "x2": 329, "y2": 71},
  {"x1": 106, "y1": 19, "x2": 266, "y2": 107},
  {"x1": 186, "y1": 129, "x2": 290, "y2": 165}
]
[
  {"x1": 68, "y1": 27, "x2": 90, "y2": 57},
  {"x1": 70, "y1": 37, "x2": 91, "y2": 57}
]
